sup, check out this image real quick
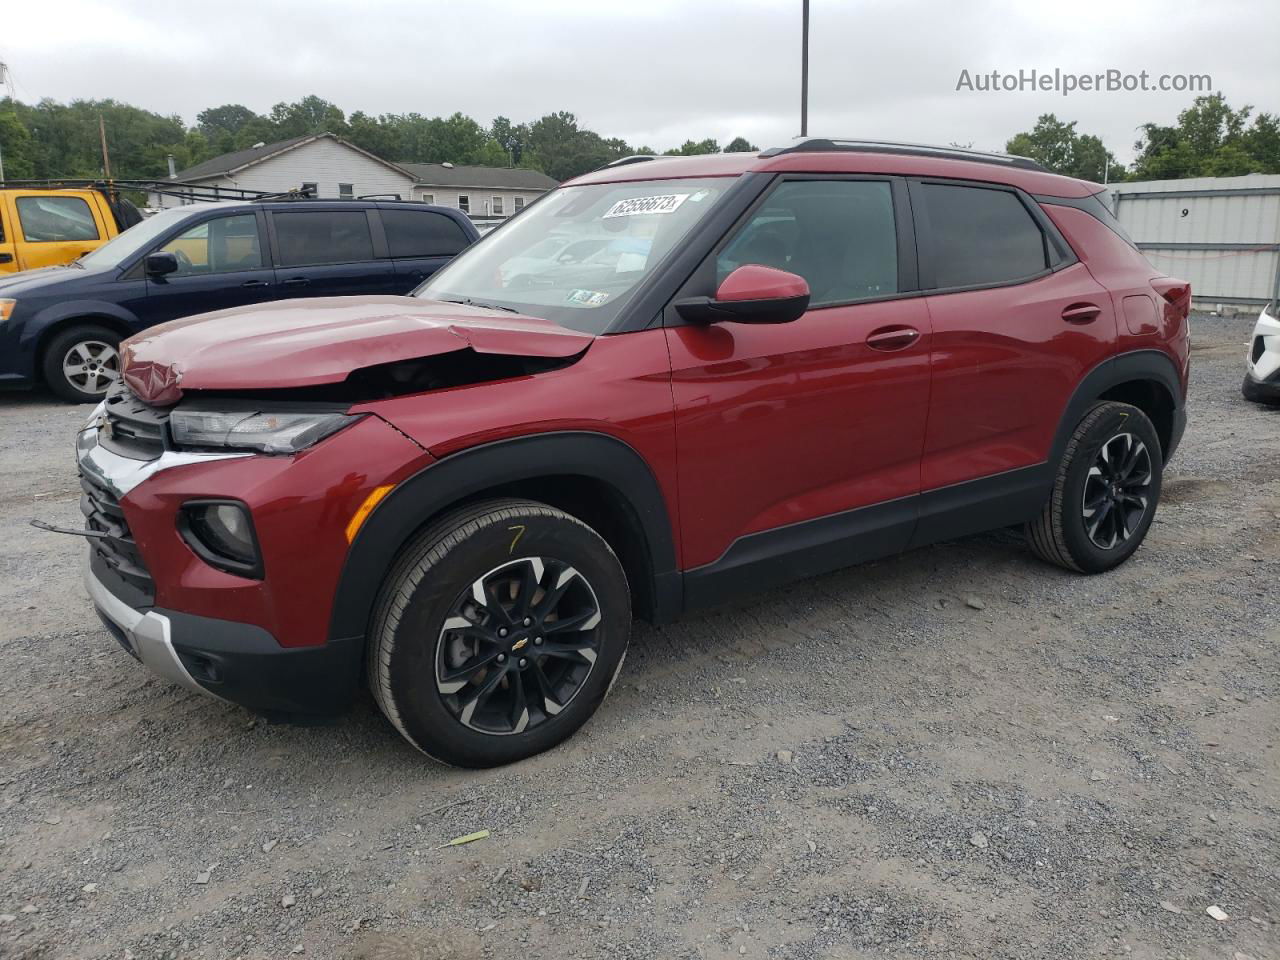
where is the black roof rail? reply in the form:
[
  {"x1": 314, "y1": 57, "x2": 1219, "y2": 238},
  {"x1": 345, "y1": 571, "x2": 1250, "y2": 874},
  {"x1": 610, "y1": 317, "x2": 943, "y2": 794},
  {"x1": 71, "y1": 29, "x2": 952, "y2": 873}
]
[
  {"x1": 0, "y1": 178, "x2": 316, "y2": 203},
  {"x1": 759, "y1": 138, "x2": 1049, "y2": 173},
  {"x1": 598, "y1": 155, "x2": 659, "y2": 171}
]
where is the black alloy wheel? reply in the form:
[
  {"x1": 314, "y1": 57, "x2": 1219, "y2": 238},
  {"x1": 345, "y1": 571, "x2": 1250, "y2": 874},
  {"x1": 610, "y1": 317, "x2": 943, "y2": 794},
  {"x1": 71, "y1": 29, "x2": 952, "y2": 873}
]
[
  {"x1": 436, "y1": 556, "x2": 603, "y2": 736},
  {"x1": 1081, "y1": 432, "x2": 1154, "y2": 550}
]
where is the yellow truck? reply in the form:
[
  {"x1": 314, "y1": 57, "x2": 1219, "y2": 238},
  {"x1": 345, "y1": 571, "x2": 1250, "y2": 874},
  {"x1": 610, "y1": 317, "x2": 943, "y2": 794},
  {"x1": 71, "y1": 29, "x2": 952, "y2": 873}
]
[{"x1": 0, "y1": 185, "x2": 143, "y2": 273}]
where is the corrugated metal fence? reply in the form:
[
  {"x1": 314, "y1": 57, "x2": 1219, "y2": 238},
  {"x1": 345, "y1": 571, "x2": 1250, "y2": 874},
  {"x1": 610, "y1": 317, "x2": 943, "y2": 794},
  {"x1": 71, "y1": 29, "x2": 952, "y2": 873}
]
[{"x1": 1105, "y1": 174, "x2": 1280, "y2": 311}]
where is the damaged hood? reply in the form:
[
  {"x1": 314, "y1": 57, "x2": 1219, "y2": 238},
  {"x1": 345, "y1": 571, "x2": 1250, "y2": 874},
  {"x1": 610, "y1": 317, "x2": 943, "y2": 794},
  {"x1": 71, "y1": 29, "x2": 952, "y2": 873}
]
[{"x1": 120, "y1": 296, "x2": 595, "y2": 405}]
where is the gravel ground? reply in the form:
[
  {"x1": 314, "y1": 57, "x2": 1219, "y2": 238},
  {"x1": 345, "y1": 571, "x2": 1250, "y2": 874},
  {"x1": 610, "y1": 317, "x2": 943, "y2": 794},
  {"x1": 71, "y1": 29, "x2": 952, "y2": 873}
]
[{"x1": 0, "y1": 314, "x2": 1276, "y2": 960}]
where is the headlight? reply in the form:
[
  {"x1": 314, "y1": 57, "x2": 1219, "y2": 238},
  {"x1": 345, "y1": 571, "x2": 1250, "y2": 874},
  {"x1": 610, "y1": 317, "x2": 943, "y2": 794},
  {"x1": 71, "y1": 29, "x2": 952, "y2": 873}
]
[
  {"x1": 0, "y1": 300, "x2": 16, "y2": 323},
  {"x1": 169, "y1": 408, "x2": 360, "y2": 454}
]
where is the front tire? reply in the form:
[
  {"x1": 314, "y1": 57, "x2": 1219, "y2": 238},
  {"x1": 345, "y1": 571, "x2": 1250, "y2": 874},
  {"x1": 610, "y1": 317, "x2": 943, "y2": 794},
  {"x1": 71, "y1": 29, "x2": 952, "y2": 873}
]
[
  {"x1": 41, "y1": 324, "x2": 122, "y2": 403},
  {"x1": 367, "y1": 499, "x2": 631, "y2": 767},
  {"x1": 1242, "y1": 374, "x2": 1280, "y2": 406},
  {"x1": 1026, "y1": 401, "x2": 1163, "y2": 573}
]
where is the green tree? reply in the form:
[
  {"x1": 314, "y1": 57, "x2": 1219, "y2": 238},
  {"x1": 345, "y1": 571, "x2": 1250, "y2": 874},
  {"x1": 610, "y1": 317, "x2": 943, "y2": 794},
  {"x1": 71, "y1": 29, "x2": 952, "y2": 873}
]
[
  {"x1": 197, "y1": 104, "x2": 259, "y2": 138},
  {"x1": 489, "y1": 116, "x2": 526, "y2": 165},
  {"x1": 1244, "y1": 113, "x2": 1280, "y2": 171},
  {"x1": 0, "y1": 99, "x2": 37, "y2": 179},
  {"x1": 665, "y1": 138, "x2": 719, "y2": 156},
  {"x1": 1132, "y1": 93, "x2": 1278, "y2": 179},
  {"x1": 724, "y1": 136, "x2": 758, "y2": 152},
  {"x1": 346, "y1": 111, "x2": 401, "y2": 160},
  {"x1": 1005, "y1": 114, "x2": 1123, "y2": 181},
  {"x1": 523, "y1": 112, "x2": 629, "y2": 181},
  {"x1": 267, "y1": 95, "x2": 348, "y2": 139}
]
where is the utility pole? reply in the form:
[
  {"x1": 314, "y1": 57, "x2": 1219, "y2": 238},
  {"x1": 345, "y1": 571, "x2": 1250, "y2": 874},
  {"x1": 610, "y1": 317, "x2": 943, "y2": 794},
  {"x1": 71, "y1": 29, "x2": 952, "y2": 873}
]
[
  {"x1": 0, "y1": 61, "x2": 10, "y2": 182},
  {"x1": 800, "y1": 0, "x2": 810, "y2": 137},
  {"x1": 98, "y1": 113, "x2": 112, "y2": 179}
]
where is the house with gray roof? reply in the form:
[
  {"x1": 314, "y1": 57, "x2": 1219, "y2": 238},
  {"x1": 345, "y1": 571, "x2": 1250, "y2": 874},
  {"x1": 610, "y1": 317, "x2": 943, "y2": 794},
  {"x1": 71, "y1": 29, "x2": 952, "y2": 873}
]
[
  {"x1": 152, "y1": 132, "x2": 557, "y2": 219},
  {"x1": 395, "y1": 162, "x2": 557, "y2": 217}
]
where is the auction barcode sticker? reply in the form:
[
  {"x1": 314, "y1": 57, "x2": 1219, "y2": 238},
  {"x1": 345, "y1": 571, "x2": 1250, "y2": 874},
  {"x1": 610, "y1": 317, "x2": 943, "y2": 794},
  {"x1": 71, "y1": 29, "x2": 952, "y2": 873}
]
[{"x1": 602, "y1": 194, "x2": 689, "y2": 218}]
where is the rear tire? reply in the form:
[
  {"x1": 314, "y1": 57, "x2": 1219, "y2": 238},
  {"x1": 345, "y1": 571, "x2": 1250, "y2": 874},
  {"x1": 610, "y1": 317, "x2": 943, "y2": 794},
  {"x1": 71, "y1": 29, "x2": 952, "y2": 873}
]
[
  {"x1": 367, "y1": 499, "x2": 631, "y2": 767},
  {"x1": 41, "y1": 324, "x2": 122, "y2": 403},
  {"x1": 1026, "y1": 401, "x2": 1163, "y2": 573}
]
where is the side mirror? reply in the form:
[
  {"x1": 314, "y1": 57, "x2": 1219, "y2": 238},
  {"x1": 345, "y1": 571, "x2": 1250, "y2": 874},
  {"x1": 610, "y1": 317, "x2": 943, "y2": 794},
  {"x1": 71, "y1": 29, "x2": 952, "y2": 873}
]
[
  {"x1": 674, "y1": 264, "x2": 810, "y2": 324},
  {"x1": 144, "y1": 252, "x2": 179, "y2": 276}
]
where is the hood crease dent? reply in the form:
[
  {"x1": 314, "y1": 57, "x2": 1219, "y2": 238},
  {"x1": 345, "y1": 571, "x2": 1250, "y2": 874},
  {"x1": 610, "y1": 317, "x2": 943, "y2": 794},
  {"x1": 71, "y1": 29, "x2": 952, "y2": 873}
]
[{"x1": 119, "y1": 296, "x2": 596, "y2": 406}]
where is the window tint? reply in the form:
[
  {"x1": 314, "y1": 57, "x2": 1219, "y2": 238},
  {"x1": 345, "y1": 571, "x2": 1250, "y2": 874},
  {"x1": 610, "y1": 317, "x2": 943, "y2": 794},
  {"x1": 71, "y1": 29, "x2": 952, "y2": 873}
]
[
  {"x1": 274, "y1": 211, "x2": 375, "y2": 266},
  {"x1": 157, "y1": 214, "x2": 263, "y2": 276},
  {"x1": 382, "y1": 209, "x2": 470, "y2": 258},
  {"x1": 717, "y1": 180, "x2": 898, "y2": 306},
  {"x1": 1082, "y1": 191, "x2": 1136, "y2": 247},
  {"x1": 15, "y1": 196, "x2": 100, "y2": 242},
  {"x1": 922, "y1": 184, "x2": 1048, "y2": 288}
]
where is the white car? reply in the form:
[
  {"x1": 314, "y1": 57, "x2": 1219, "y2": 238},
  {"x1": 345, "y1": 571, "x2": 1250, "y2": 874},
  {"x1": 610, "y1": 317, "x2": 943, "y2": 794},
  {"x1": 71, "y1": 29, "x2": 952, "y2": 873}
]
[{"x1": 1243, "y1": 302, "x2": 1280, "y2": 404}]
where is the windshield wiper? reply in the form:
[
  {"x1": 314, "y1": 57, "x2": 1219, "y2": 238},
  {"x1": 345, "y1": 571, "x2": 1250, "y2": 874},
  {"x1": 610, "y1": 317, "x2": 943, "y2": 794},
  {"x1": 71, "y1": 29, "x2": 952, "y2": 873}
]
[{"x1": 442, "y1": 297, "x2": 521, "y2": 314}]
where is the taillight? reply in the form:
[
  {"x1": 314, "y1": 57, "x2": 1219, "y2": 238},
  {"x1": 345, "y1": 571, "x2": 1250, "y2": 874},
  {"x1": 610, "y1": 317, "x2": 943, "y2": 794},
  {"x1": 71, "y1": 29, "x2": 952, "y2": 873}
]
[{"x1": 1150, "y1": 277, "x2": 1191, "y2": 320}]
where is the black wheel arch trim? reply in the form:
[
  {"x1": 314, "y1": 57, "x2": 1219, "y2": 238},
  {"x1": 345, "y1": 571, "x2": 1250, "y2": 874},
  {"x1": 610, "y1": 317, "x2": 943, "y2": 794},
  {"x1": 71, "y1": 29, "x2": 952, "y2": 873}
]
[
  {"x1": 1050, "y1": 349, "x2": 1185, "y2": 465},
  {"x1": 328, "y1": 430, "x2": 682, "y2": 645}
]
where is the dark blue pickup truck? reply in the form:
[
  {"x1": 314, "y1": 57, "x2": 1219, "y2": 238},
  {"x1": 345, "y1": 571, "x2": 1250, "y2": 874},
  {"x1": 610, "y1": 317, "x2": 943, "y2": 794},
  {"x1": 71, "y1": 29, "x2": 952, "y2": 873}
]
[{"x1": 0, "y1": 199, "x2": 479, "y2": 401}]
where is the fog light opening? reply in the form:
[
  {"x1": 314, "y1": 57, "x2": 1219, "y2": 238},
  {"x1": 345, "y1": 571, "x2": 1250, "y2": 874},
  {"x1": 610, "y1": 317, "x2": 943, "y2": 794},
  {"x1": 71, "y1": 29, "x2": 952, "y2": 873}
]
[{"x1": 178, "y1": 500, "x2": 264, "y2": 579}]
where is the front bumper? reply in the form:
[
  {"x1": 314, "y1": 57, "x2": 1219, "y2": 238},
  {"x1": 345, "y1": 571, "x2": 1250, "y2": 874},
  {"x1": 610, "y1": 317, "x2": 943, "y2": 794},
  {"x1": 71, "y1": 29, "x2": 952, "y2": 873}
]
[
  {"x1": 75, "y1": 398, "x2": 430, "y2": 719},
  {"x1": 86, "y1": 555, "x2": 216, "y2": 700},
  {"x1": 1243, "y1": 305, "x2": 1280, "y2": 403},
  {"x1": 88, "y1": 554, "x2": 364, "y2": 718}
]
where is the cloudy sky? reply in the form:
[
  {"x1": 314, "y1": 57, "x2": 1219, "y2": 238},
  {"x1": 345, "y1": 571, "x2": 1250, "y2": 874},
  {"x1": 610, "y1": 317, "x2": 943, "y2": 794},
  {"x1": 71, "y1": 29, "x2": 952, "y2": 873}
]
[{"x1": 5, "y1": 0, "x2": 1278, "y2": 163}]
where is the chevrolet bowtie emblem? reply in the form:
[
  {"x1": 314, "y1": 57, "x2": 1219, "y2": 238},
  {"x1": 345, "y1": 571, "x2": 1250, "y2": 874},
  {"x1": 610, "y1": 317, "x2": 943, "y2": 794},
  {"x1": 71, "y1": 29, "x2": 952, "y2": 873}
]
[{"x1": 511, "y1": 637, "x2": 529, "y2": 651}]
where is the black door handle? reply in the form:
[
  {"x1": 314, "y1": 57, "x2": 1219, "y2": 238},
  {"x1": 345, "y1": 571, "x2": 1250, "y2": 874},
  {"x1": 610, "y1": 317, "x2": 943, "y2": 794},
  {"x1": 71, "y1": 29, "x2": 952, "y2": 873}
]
[
  {"x1": 282, "y1": 277, "x2": 311, "y2": 287},
  {"x1": 241, "y1": 279, "x2": 270, "y2": 288},
  {"x1": 0, "y1": 253, "x2": 13, "y2": 264}
]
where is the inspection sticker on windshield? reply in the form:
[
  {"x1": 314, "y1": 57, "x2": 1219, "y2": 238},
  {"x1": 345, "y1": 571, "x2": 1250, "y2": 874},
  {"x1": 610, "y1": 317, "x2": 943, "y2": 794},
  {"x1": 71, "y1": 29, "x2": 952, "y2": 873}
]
[
  {"x1": 602, "y1": 194, "x2": 689, "y2": 218},
  {"x1": 566, "y1": 289, "x2": 611, "y2": 307}
]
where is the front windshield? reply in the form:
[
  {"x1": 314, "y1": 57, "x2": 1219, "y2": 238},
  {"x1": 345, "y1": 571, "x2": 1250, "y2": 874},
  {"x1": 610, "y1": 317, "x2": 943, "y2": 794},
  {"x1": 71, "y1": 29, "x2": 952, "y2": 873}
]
[
  {"x1": 415, "y1": 177, "x2": 736, "y2": 333},
  {"x1": 78, "y1": 205, "x2": 228, "y2": 270}
]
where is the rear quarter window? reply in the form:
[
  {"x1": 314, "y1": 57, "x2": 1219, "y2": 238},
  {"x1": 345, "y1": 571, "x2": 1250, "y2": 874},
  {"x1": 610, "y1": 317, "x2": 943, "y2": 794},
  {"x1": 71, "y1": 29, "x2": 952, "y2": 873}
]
[
  {"x1": 382, "y1": 209, "x2": 470, "y2": 258},
  {"x1": 921, "y1": 183, "x2": 1049, "y2": 289}
]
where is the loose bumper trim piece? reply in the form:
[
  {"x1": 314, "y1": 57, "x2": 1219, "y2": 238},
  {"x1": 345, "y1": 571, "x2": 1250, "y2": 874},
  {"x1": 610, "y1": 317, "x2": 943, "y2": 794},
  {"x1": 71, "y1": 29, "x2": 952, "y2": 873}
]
[{"x1": 85, "y1": 557, "x2": 221, "y2": 701}]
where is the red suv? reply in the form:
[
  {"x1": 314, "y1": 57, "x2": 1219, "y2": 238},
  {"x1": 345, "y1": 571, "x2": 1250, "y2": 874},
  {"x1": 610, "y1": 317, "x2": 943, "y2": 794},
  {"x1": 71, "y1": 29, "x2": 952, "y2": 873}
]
[{"x1": 74, "y1": 140, "x2": 1190, "y2": 767}]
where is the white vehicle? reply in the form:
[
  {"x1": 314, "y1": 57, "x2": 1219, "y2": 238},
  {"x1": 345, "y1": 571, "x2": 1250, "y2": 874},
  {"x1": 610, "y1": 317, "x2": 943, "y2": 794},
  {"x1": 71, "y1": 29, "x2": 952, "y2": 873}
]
[{"x1": 1242, "y1": 301, "x2": 1280, "y2": 404}]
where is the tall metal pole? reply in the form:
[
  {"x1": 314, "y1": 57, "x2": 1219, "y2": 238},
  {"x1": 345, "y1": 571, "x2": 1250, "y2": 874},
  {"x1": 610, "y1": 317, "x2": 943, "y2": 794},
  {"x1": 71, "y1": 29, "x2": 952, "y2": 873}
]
[
  {"x1": 800, "y1": 0, "x2": 810, "y2": 137},
  {"x1": 99, "y1": 114, "x2": 112, "y2": 179},
  {"x1": 0, "y1": 62, "x2": 9, "y2": 182}
]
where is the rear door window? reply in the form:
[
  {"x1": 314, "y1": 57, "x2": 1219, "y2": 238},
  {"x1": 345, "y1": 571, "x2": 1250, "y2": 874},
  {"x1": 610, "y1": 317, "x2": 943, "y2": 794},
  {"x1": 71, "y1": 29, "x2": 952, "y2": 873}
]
[
  {"x1": 717, "y1": 179, "x2": 899, "y2": 306},
  {"x1": 15, "y1": 196, "x2": 101, "y2": 242},
  {"x1": 382, "y1": 209, "x2": 470, "y2": 257},
  {"x1": 920, "y1": 183, "x2": 1049, "y2": 288},
  {"x1": 273, "y1": 211, "x2": 375, "y2": 266}
]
